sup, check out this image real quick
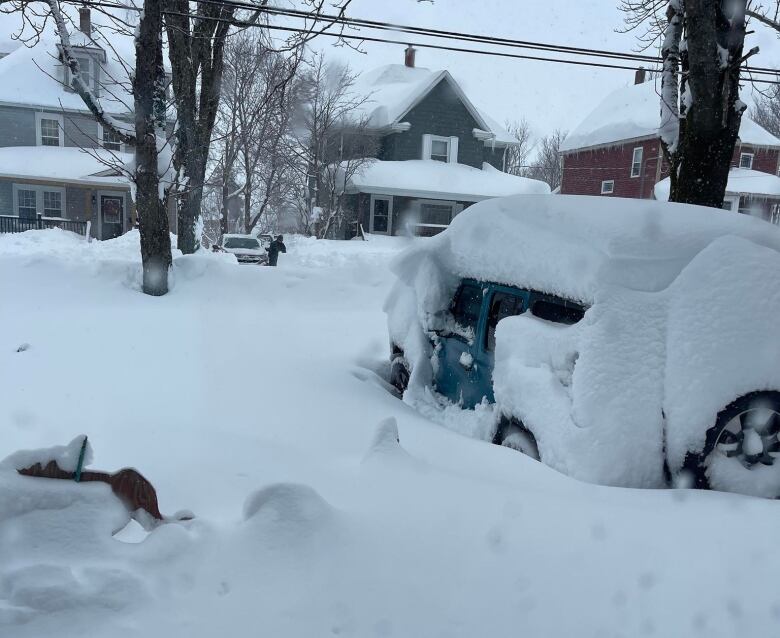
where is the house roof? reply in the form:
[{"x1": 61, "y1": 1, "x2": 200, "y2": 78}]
[
  {"x1": 339, "y1": 159, "x2": 551, "y2": 201},
  {"x1": 654, "y1": 168, "x2": 780, "y2": 201},
  {"x1": 0, "y1": 146, "x2": 131, "y2": 188},
  {"x1": 561, "y1": 79, "x2": 780, "y2": 152},
  {"x1": 349, "y1": 64, "x2": 517, "y2": 145},
  {"x1": 0, "y1": 31, "x2": 136, "y2": 116}
]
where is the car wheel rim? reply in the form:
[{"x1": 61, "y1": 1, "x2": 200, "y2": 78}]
[{"x1": 715, "y1": 404, "x2": 780, "y2": 469}]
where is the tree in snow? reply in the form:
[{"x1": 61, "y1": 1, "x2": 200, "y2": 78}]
[
  {"x1": 503, "y1": 118, "x2": 534, "y2": 176},
  {"x1": 292, "y1": 54, "x2": 377, "y2": 239},
  {"x1": 525, "y1": 129, "x2": 567, "y2": 191},
  {"x1": 209, "y1": 29, "x2": 304, "y2": 237},
  {"x1": 621, "y1": 0, "x2": 754, "y2": 208},
  {"x1": 2, "y1": 1, "x2": 172, "y2": 295},
  {"x1": 164, "y1": 0, "x2": 355, "y2": 253},
  {"x1": 751, "y1": 86, "x2": 780, "y2": 138}
]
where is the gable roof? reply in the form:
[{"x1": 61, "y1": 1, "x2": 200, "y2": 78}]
[
  {"x1": 561, "y1": 79, "x2": 780, "y2": 152},
  {"x1": 0, "y1": 37, "x2": 132, "y2": 115},
  {"x1": 349, "y1": 64, "x2": 517, "y2": 145}
]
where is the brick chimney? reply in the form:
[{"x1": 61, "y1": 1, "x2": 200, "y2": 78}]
[
  {"x1": 79, "y1": 6, "x2": 91, "y2": 36},
  {"x1": 634, "y1": 66, "x2": 646, "y2": 85},
  {"x1": 404, "y1": 45, "x2": 416, "y2": 68}
]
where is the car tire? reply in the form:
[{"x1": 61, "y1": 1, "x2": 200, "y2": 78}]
[
  {"x1": 390, "y1": 353, "x2": 410, "y2": 395},
  {"x1": 493, "y1": 417, "x2": 541, "y2": 461},
  {"x1": 682, "y1": 390, "x2": 780, "y2": 497}
]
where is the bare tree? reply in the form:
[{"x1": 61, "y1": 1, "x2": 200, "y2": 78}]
[
  {"x1": 751, "y1": 86, "x2": 780, "y2": 137},
  {"x1": 503, "y1": 118, "x2": 533, "y2": 176},
  {"x1": 292, "y1": 54, "x2": 377, "y2": 239},
  {"x1": 525, "y1": 129, "x2": 566, "y2": 191},
  {"x1": 621, "y1": 0, "x2": 754, "y2": 208}
]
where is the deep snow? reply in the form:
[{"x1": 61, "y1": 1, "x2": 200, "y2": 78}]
[{"x1": 3, "y1": 228, "x2": 780, "y2": 637}]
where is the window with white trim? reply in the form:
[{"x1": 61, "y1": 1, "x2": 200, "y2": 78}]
[
  {"x1": 739, "y1": 152, "x2": 754, "y2": 169},
  {"x1": 16, "y1": 188, "x2": 37, "y2": 218},
  {"x1": 100, "y1": 124, "x2": 123, "y2": 151},
  {"x1": 65, "y1": 54, "x2": 98, "y2": 94},
  {"x1": 422, "y1": 134, "x2": 458, "y2": 163},
  {"x1": 36, "y1": 112, "x2": 63, "y2": 147},
  {"x1": 630, "y1": 147, "x2": 643, "y2": 177},
  {"x1": 601, "y1": 180, "x2": 615, "y2": 195},
  {"x1": 13, "y1": 184, "x2": 66, "y2": 218}
]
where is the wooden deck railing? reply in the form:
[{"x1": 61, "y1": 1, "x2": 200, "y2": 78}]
[{"x1": 0, "y1": 214, "x2": 88, "y2": 236}]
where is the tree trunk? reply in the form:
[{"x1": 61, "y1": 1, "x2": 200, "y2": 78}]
[
  {"x1": 665, "y1": 0, "x2": 747, "y2": 208},
  {"x1": 135, "y1": 0, "x2": 171, "y2": 295}
]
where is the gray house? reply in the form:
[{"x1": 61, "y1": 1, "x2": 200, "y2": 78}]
[
  {"x1": 0, "y1": 8, "x2": 174, "y2": 240},
  {"x1": 336, "y1": 47, "x2": 549, "y2": 237}
]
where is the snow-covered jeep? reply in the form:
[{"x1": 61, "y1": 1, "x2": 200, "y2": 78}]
[{"x1": 386, "y1": 194, "x2": 780, "y2": 498}]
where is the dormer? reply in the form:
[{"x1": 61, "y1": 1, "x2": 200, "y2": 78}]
[{"x1": 56, "y1": 8, "x2": 106, "y2": 96}]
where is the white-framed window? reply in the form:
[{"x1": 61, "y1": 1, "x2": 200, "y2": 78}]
[
  {"x1": 630, "y1": 147, "x2": 643, "y2": 177},
  {"x1": 408, "y1": 199, "x2": 464, "y2": 236},
  {"x1": 601, "y1": 180, "x2": 615, "y2": 195},
  {"x1": 12, "y1": 184, "x2": 66, "y2": 218},
  {"x1": 422, "y1": 134, "x2": 459, "y2": 163},
  {"x1": 369, "y1": 194, "x2": 392, "y2": 235},
  {"x1": 36, "y1": 112, "x2": 64, "y2": 147},
  {"x1": 739, "y1": 153, "x2": 754, "y2": 170},
  {"x1": 99, "y1": 123, "x2": 123, "y2": 151},
  {"x1": 65, "y1": 54, "x2": 98, "y2": 94}
]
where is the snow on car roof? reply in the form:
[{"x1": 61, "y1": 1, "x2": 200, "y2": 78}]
[
  {"x1": 348, "y1": 64, "x2": 517, "y2": 145},
  {"x1": 396, "y1": 194, "x2": 780, "y2": 303},
  {"x1": 340, "y1": 159, "x2": 551, "y2": 200},
  {"x1": 0, "y1": 146, "x2": 131, "y2": 187},
  {"x1": 654, "y1": 168, "x2": 780, "y2": 201},
  {"x1": 561, "y1": 79, "x2": 780, "y2": 152}
]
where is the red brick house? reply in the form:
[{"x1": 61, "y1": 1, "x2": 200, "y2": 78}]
[{"x1": 560, "y1": 72, "x2": 780, "y2": 225}]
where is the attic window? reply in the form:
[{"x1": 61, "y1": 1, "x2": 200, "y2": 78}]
[
  {"x1": 740, "y1": 153, "x2": 754, "y2": 170},
  {"x1": 65, "y1": 53, "x2": 98, "y2": 94},
  {"x1": 422, "y1": 134, "x2": 458, "y2": 163}
]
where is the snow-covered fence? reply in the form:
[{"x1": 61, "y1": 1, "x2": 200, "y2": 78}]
[{"x1": 0, "y1": 214, "x2": 88, "y2": 237}]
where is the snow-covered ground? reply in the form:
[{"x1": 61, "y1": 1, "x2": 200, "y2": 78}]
[{"x1": 2, "y1": 228, "x2": 780, "y2": 637}]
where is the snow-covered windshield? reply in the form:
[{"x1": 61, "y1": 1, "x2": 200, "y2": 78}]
[{"x1": 223, "y1": 237, "x2": 260, "y2": 249}]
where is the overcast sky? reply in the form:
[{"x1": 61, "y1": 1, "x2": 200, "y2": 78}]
[
  {"x1": 316, "y1": 0, "x2": 780, "y2": 141},
  {"x1": 1, "y1": 0, "x2": 778, "y2": 144}
]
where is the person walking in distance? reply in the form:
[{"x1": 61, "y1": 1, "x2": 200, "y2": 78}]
[{"x1": 268, "y1": 235, "x2": 286, "y2": 267}]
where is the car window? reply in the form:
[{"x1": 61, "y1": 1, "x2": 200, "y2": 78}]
[
  {"x1": 485, "y1": 291, "x2": 524, "y2": 351},
  {"x1": 450, "y1": 282, "x2": 484, "y2": 334},
  {"x1": 224, "y1": 237, "x2": 260, "y2": 249},
  {"x1": 531, "y1": 296, "x2": 585, "y2": 325}
]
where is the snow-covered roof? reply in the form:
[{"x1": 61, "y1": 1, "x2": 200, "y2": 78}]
[
  {"x1": 654, "y1": 167, "x2": 780, "y2": 201},
  {"x1": 561, "y1": 80, "x2": 780, "y2": 152},
  {"x1": 0, "y1": 146, "x2": 131, "y2": 187},
  {"x1": 0, "y1": 33, "x2": 134, "y2": 115},
  {"x1": 349, "y1": 64, "x2": 516, "y2": 145},
  {"x1": 340, "y1": 160, "x2": 551, "y2": 201}
]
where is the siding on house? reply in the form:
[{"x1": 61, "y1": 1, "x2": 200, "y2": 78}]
[
  {"x1": 561, "y1": 138, "x2": 667, "y2": 199},
  {"x1": 0, "y1": 179, "x2": 11, "y2": 213},
  {"x1": 732, "y1": 144, "x2": 779, "y2": 173},
  {"x1": 378, "y1": 78, "x2": 487, "y2": 169},
  {"x1": 0, "y1": 105, "x2": 35, "y2": 147},
  {"x1": 63, "y1": 112, "x2": 100, "y2": 148}
]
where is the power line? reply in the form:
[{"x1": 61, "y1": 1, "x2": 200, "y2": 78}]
[{"x1": 67, "y1": 0, "x2": 780, "y2": 83}]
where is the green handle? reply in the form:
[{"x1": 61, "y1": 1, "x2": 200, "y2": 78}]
[{"x1": 74, "y1": 436, "x2": 88, "y2": 482}]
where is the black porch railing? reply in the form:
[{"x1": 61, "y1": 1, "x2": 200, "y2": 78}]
[{"x1": 0, "y1": 214, "x2": 88, "y2": 237}]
